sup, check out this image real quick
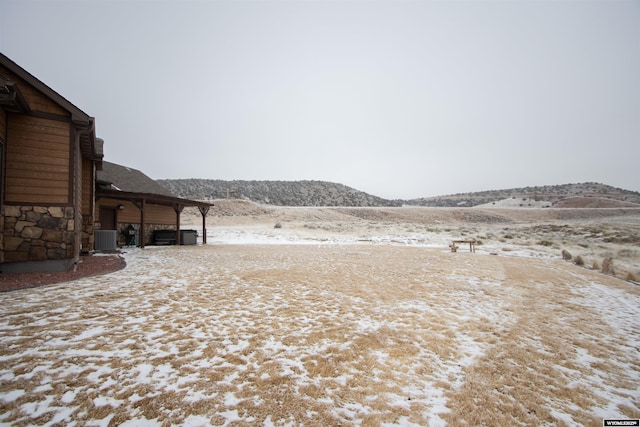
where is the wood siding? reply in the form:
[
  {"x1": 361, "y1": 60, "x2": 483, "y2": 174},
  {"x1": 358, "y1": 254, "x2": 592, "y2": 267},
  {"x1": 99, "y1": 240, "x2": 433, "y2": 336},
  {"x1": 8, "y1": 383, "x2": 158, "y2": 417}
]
[
  {"x1": 0, "y1": 64, "x2": 69, "y2": 116},
  {"x1": 5, "y1": 115, "x2": 71, "y2": 204},
  {"x1": 136, "y1": 203, "x2": 176, "y2": 225},
  {"x1": 97, "y1": 199, "x2": 176, "y2": 225},
  {"x1": 0, "y1": 108, "x2": 6, "y2": 140}
]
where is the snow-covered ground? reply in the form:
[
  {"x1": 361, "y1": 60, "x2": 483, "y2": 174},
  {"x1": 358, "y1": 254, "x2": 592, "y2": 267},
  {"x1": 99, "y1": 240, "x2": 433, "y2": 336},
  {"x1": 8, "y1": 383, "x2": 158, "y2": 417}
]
[
  {"x1": 181, "y1": 202, "x2": 640, "y2": 280},
  {"x1": 1, "y1": 224, "x2": 639, "y2": 426},
  {"x1": 192, "y1": 222, "x2": 589, "y2": 261}
]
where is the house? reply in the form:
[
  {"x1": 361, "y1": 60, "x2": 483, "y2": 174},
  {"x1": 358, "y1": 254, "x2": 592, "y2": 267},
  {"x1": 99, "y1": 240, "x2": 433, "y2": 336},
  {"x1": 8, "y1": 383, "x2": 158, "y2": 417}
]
[
  {"x1": 0, "y1": 52, "x2": 103, "y2": 272},
  {"x1": 96, "y1": 161, "x2": 213, "y2": 247}
]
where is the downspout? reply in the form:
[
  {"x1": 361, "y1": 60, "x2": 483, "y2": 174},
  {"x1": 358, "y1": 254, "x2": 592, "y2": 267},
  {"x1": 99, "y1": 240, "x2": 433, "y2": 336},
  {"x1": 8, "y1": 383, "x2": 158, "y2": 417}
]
[{"x1": 73, "y1": 130, "x2": 82, "y2": 271}]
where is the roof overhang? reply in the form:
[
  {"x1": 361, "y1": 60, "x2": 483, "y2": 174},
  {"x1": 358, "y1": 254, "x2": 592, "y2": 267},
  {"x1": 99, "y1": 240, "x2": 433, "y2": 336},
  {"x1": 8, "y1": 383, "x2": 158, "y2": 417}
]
[{"x1": 96, "y1": 188, "x2": 214, "y2": 210}]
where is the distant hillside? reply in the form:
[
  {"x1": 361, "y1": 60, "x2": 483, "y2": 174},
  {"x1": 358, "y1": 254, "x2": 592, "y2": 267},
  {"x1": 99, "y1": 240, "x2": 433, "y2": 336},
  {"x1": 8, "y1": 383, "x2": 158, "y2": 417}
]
[
  {"x1": 158, "y1": 179, "x2": 402, "y2": 207},
  {"x1": 405, "y1": 183, "x2": 640, "y2": 207},
  {"x1": 158, "y1": 180, "x2": 640, "y2": 208}
]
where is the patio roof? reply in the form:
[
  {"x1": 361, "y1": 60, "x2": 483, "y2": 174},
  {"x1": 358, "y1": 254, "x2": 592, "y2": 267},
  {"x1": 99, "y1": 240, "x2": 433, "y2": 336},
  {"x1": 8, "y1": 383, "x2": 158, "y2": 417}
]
[{"x1": 96, "y1": 188, "x2": 213, "y2": 210}]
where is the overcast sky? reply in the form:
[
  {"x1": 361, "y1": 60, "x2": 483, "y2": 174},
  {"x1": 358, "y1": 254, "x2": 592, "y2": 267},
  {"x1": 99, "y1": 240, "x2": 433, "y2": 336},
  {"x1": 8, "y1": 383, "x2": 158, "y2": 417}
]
[{"x1": 1, "y1": 0, "x2": 639, "y2": 199}]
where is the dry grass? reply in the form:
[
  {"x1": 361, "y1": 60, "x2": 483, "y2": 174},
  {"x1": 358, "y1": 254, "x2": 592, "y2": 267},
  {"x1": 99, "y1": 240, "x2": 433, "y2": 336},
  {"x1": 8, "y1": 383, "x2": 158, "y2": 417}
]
[
  {"x1": 185, "y1": 204, "x2": 640, "y2": 284},
  {"x1": 1, "y1": 244, "x2": 638, "y2": 425}
]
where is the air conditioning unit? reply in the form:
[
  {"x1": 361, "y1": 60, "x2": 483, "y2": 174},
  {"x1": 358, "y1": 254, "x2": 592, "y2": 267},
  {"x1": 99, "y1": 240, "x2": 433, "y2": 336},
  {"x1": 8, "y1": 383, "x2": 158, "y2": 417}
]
[{"x1": 94, "y1": 230, "x2": 117, "y2": 251}]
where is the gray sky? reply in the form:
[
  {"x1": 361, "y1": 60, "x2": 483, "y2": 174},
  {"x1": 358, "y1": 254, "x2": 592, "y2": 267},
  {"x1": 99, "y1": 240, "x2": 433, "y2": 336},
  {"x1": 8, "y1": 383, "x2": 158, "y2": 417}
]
[{"x1": 1, "y1": 0, "x2": 639, "y2": 199}]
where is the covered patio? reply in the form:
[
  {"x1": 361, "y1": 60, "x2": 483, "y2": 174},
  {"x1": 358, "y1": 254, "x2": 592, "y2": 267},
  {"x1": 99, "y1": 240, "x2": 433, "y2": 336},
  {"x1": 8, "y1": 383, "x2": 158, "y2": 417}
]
[{"x1": 96, "y1": 189, "x2": 213, "y2": 248}]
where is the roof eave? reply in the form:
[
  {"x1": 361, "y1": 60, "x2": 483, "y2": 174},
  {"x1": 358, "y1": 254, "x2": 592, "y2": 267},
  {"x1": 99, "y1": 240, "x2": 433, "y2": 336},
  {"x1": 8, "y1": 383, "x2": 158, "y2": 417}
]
[{"x1": 96, "y1": 188, "x2": 215, "y2": 209}]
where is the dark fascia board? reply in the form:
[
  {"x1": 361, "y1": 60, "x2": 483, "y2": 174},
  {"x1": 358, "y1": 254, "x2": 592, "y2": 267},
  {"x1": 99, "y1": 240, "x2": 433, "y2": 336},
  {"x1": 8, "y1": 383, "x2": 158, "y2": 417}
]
[
  {"x1": 96, "y1": 189, "x2": 215, "y2": 209},
  {"x1": 0, "y1": 52, "x2": 91, "y2": 123}
]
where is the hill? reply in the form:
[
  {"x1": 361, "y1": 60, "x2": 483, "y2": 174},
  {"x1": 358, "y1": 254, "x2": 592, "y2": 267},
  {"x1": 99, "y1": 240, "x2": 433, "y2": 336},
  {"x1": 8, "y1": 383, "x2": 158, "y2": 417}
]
[
  {"x1": 158, "y1": 179, "x2": 640, "y2": 208},
  {"x1": 405, "y1": 183, "x2": 640, "y2": 207},
  {"x1": 157, "y1": 179, "x2": 402, "y2": 207}
]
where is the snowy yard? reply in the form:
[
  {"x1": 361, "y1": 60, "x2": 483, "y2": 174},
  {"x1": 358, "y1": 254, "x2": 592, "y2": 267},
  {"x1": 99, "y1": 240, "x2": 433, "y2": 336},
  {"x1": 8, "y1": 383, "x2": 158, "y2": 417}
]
[{"x1": 1, "y1": 241, "x2": 639, "y2": 426}]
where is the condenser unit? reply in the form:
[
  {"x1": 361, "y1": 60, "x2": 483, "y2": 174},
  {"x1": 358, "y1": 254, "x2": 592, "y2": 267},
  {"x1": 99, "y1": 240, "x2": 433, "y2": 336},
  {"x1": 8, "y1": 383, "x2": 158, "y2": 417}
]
[{"x1": 94, "y1": 230, "x2": 117, "y2": 251}]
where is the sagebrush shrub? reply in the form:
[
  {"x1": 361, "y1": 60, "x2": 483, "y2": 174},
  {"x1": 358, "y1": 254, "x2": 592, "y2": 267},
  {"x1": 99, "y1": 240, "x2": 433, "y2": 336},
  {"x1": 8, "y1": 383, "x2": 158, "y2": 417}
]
[{"x1": 601, "y1": 257, "x2": 614, "y2": 275}]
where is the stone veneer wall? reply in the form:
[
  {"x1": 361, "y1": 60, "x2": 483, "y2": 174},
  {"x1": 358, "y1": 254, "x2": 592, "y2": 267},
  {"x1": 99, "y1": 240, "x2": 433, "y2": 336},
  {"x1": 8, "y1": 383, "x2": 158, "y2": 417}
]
[
  {"x1": 82, "y1": 216, "x2": 94, "y2": 253},
  {"x1": 2, "y1": 205, "x2": 75, "y2": 263}
]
